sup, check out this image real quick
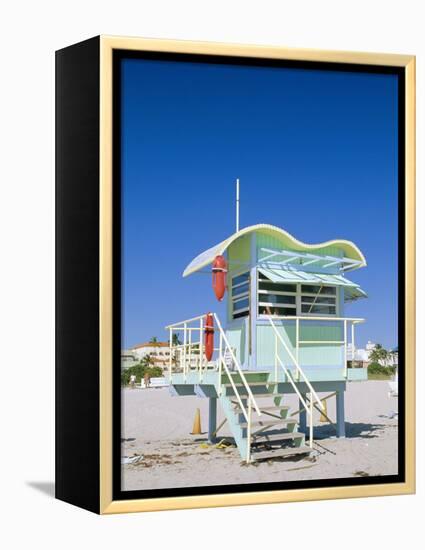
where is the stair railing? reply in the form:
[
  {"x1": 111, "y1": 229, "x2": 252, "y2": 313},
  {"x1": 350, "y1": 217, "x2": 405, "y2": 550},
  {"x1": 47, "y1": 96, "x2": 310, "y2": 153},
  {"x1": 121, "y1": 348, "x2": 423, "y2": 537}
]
[
  {"x1": 213, "y1": 313, "x2": 261, "y2": 463},
  {"x1": 166, "y1": 312, "x2": 261, "y2": 463},
  {"x1": 268, "y1": 316, "x2": 325, "y2": 448}
]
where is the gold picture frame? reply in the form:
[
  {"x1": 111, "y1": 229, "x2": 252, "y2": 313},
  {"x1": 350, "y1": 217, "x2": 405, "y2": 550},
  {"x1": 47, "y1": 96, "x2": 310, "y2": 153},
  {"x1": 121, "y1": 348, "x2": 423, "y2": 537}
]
[{"x1": 56, "y1": 35, "x2": 415, "y2": 514}]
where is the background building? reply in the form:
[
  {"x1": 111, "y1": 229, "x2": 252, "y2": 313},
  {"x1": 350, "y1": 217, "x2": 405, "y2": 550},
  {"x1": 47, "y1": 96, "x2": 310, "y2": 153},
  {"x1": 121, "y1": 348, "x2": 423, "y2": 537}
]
[
  {"x1": 123, "y1": 340, "x2": 201, "y2": 372},
  {"x1": 120, "y1": 350, "x2": 139, "y2": 370},
  {"x1": 130, "y1": 341, "x2": 171, "y2": 368},
  {"x1": 347, "y1": 340, "x2": 398, "y2": 368}
]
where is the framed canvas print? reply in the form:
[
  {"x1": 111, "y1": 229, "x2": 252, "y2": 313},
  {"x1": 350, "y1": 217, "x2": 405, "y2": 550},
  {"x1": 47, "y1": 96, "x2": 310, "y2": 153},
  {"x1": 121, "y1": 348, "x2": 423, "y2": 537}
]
[{"x1": 55, "y1": 36, "x2": 415, "y2": 514}]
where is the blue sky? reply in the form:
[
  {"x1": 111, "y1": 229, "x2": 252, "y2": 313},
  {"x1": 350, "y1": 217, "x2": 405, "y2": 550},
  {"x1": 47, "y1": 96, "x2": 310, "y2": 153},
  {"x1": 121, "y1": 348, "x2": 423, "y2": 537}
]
[{"x1": 121, "y1": 58, "x2": 398, "y2": 350}]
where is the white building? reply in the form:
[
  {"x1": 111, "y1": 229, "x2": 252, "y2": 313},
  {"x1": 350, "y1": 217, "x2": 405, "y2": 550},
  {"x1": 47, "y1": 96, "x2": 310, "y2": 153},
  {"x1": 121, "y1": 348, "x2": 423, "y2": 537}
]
[
  {"x1": 346, "y1": 341, "x2": 398, "y2": 366},
  {"x1": 120, "y1": 350, "x2": 139, "y2": 370},
  {"x1": 346, "y1": 342, "x2": 371, "y2": 363},
  {"x1": 130, "y1": 340, "x2": 202, "y2": 371},
  {"x1": 130, "y1": 341, "x2": 171, "y2": 368}
]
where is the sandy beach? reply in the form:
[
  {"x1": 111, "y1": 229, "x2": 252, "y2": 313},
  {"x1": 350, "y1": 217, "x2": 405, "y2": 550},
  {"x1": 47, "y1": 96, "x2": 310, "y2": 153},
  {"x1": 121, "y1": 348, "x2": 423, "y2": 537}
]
[{"x1": 121, "y1": 380, "x2": 398, "y2": 491}]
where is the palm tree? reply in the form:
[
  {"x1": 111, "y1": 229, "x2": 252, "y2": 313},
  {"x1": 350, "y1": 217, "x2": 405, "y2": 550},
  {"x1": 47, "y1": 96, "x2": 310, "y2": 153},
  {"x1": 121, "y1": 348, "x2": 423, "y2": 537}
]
[
  {"x1": 169, "y1": 333, "x2": 182, "y2": 369},
  {"x1": 149, "y1": 336, "x2": 158, "y2": 343},
  {"x1": 172, "y1": 333, "x2": 182, "y2": 346},
  {"x1": 369, "y1": 344, "x2": 389, "y2": 366},
  {"x1": 389, "y1": 347, "x2": 398, "y2": 367},
  {"x1": 142, "y1": 354, "x2": 154, "y2": 367}
]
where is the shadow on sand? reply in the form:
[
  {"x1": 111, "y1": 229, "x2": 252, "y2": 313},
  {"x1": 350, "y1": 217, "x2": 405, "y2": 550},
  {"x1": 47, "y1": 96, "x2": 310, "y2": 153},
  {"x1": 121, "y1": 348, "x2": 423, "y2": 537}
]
[
  {"x1": 313, "y1": 421, "x2": 393, "y2": 440},
  {"x1": 196, "y1": 421, "x2": 393, "y2": 447}
]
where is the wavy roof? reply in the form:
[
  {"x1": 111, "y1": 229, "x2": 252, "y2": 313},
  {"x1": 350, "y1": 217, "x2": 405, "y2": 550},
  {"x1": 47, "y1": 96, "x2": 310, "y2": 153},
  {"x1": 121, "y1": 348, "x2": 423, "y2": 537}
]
[{"x1": 183, "y1": 224, "x2": 366, "y2": 277}]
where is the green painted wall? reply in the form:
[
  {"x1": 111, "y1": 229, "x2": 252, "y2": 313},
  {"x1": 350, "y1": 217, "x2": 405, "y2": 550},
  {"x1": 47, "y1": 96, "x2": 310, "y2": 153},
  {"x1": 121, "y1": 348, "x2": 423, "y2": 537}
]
[
  {"x1": 299, "y1": 323, "x2": 343, "y2": 343},
  {"x1": 256, "y1": 231, "x2": 342, "y2": 259},
  {"x1": 226, "y1": 324, "x2": 246, "y2": 365},
  {"x1": 347, "y1": 368, "x2": 368, "y2": 381},
  {"x1": 228, "y1": 234, "x2": 251, "y2": 265},
  {"x1": 256, "y1": 322, "x2": 343, "y2": 368},
  {"x1": 227, "y1": 235, "x2": 251, "y2": 322}
]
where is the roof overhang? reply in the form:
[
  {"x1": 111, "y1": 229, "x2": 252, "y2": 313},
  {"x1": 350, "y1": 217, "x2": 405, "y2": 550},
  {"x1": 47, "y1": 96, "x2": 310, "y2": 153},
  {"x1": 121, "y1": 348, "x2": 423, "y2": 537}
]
[{"x1": 183, "y1": 224, "x2": 366, "y2": 277}]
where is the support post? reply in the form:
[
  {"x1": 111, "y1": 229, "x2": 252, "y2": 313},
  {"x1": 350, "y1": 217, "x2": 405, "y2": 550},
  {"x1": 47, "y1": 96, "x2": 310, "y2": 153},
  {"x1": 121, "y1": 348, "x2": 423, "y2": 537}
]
[
  {"x1": 343, "y1": 319, "x2": 347, "y2": 378},
  {"x1": 218, "y1": 332, "x2": 223, "y2": 395},
  {"x1": 236, "y1": 178, "x2": 240, "y2": 232},
  {"x1": 295, "y1": 318, "x2": 300, "y2": 381},
  {"x1": 199, "y1": 316, "x2": 204, "y2": 379},
  {"x1": 183, "y1": 322, "x2": 187, "y2": 381},
  {"x1": 299, "y1": 393, "x2": 307, "y2": 433},
  {"x1": 309, "y1": 396, "x2": 313, "y2": 447},
  {"x1": 246, "y1": 397, "x2": 252, "y2": 463},
  {"x1": 208, "y1": 397, "x2": 217, "y2": 444},
  {"x1": 249, "y1": 233, "x2": 257, "y2": 370},
  {"x1": 274, "y1": 335, "x2": 278, "y2": 382},
  {"x1": 169, "y1": 328, "x2": 173, "y2": 382},
  {"x1": 336, "y1": 390, "x2": 346, "y2": 438}
]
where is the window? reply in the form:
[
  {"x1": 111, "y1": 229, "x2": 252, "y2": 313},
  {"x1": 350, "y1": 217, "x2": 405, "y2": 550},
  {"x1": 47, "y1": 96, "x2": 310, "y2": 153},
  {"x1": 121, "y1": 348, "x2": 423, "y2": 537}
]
[
  {"x1": 233, "y1": 311, "x2": 249, "y2": 319},
  {"x1": 300, "y1": 284, "x2": 337, "y2": 315},
  {"x1": 258, "y1": 305, "x2": 296, "y2": 316},
  {"x1": 301, "y1": 296, "x2": 335, "y2": 304},
  {"x1": 259, "y1": 294, "x2": 296, "y2": 305},
  {"x1": 301, "y1": 304, "x2": 336, "y2": 314},
  {"x1": 233, "y1": 282, "x2": 249, "y2": 298},
  {"x1": 232, "y1": 272, "x2": 249, "y2": 287},
  {"x1": 231, "y1": 272, "x2": 250, "y2": 319},
  {"x1": 258, "y1": 280, "x2": 297, "y2": 293},
  {"x1": 258, "y1": 274, "x2": 338, "y2": 317},
  {"x1": 233, "y1": 297, "x2": 249, "y2": 311},
  {"x1": 301, "y1": 284, "x2": 336, "y2": 295},
  {"x1": 258, "y1": 274, "x2": 297, "y2": 317}
]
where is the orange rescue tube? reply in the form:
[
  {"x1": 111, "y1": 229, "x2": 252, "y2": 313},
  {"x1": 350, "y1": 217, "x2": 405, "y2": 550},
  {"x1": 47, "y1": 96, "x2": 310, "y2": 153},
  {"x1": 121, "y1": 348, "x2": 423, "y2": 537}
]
[
  {"x1": 212, "y1": 255, "x2": 228, "y2": 301},
  {"x1": 204, "y1": 313, "x2": 214, "y2": 361}
]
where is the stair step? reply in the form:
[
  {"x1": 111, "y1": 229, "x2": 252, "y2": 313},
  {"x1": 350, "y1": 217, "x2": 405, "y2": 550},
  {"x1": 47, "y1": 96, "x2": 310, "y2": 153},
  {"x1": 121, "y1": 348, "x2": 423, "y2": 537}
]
[
  {"x1": 227, "y1": 376, "x2": 270, "y2": 382},
  {"x1": 252, "y1": 431, "x2": 304, "y2": 444},
  {"x1": 227, "y1": 392, "x2": 287, "y2": 398},
  {"x1": 233, "y1": 404, "x2": 290, "y2": 413},
  {"x1": 223, "y1": 382, "x2": 278, "y2": 388},
  {"x1": 252, "y1": 393, "x2": 286, "y2": 398},
  {"x1": 257, "y1": 405, "x2": 290, "y2": 412},
  {"x1": 251, "y1": 446, "x2": 312, "y2": 461},
  {"x1": 228, "y1": 372, "x2": 272, "y2": 376},
  {"x1": 239, "y1": 418, "x2": 297, "y2": 428}
]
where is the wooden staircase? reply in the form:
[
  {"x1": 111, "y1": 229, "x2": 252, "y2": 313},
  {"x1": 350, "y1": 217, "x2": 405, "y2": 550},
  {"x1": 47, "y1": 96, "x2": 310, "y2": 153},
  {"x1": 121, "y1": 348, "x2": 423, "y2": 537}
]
[
  {"x1": 166, "y1": 312, "x2": 322, "y2": 463},
  {"x1": 221, "y1": 375, "x2": 313, "y2": 462}
]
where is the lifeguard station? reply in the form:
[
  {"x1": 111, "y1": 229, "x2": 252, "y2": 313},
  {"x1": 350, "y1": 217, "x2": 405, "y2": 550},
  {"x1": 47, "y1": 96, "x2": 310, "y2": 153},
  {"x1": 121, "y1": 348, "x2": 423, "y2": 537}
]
[{"x1": 166, "y1": 184, "x2": 367, "y2": 463}]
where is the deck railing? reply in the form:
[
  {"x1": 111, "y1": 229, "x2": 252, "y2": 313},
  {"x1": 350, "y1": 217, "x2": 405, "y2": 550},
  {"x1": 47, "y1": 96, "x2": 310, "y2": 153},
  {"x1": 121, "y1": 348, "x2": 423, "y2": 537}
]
[
  {"x1": 267, "y1": 315, "x2": 365, "y2": 378},
  {"x1": 166, "y1": 313, "x2": 261, "y2": 462}
]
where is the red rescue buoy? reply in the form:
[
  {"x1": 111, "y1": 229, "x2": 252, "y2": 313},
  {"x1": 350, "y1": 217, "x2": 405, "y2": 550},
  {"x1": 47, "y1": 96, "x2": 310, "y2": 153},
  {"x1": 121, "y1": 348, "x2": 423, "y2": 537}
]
[
  {"x1": 204, "y1": 313, "x2": 214, "y2": 361},
  {"x1": 212, "y1": 255, "x2": 228, "y2": 301}
]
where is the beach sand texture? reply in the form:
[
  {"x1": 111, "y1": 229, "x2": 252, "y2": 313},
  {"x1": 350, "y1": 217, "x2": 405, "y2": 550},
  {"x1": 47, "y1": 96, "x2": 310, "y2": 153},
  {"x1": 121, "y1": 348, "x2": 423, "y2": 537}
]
[{"x1": 121, "y1": 380, "x2": 398, "y2": 491}]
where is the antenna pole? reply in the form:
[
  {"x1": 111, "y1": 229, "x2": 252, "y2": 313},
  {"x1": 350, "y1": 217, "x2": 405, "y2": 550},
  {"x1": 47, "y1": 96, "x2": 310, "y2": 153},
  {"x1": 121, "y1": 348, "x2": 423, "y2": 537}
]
[{"x1": 236, "y1": 178, "x2": 240, "y2": 232}]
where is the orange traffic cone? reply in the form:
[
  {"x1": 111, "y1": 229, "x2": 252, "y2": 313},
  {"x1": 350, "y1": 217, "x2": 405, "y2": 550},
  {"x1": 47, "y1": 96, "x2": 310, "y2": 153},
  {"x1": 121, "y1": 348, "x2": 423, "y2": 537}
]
[
  {"x1": 191, "y1": 408, "x2": 202, "y2": 435},
  {"x1": 320, "y1": 400, "x2": 328, "y2": 423}
]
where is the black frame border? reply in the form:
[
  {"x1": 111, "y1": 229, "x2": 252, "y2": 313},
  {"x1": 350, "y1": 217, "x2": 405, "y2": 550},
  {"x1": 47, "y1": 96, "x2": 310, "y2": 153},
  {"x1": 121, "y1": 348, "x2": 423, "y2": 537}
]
[{"x1": 112, "y1": 50, "x2": 406, "y2": 502}]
